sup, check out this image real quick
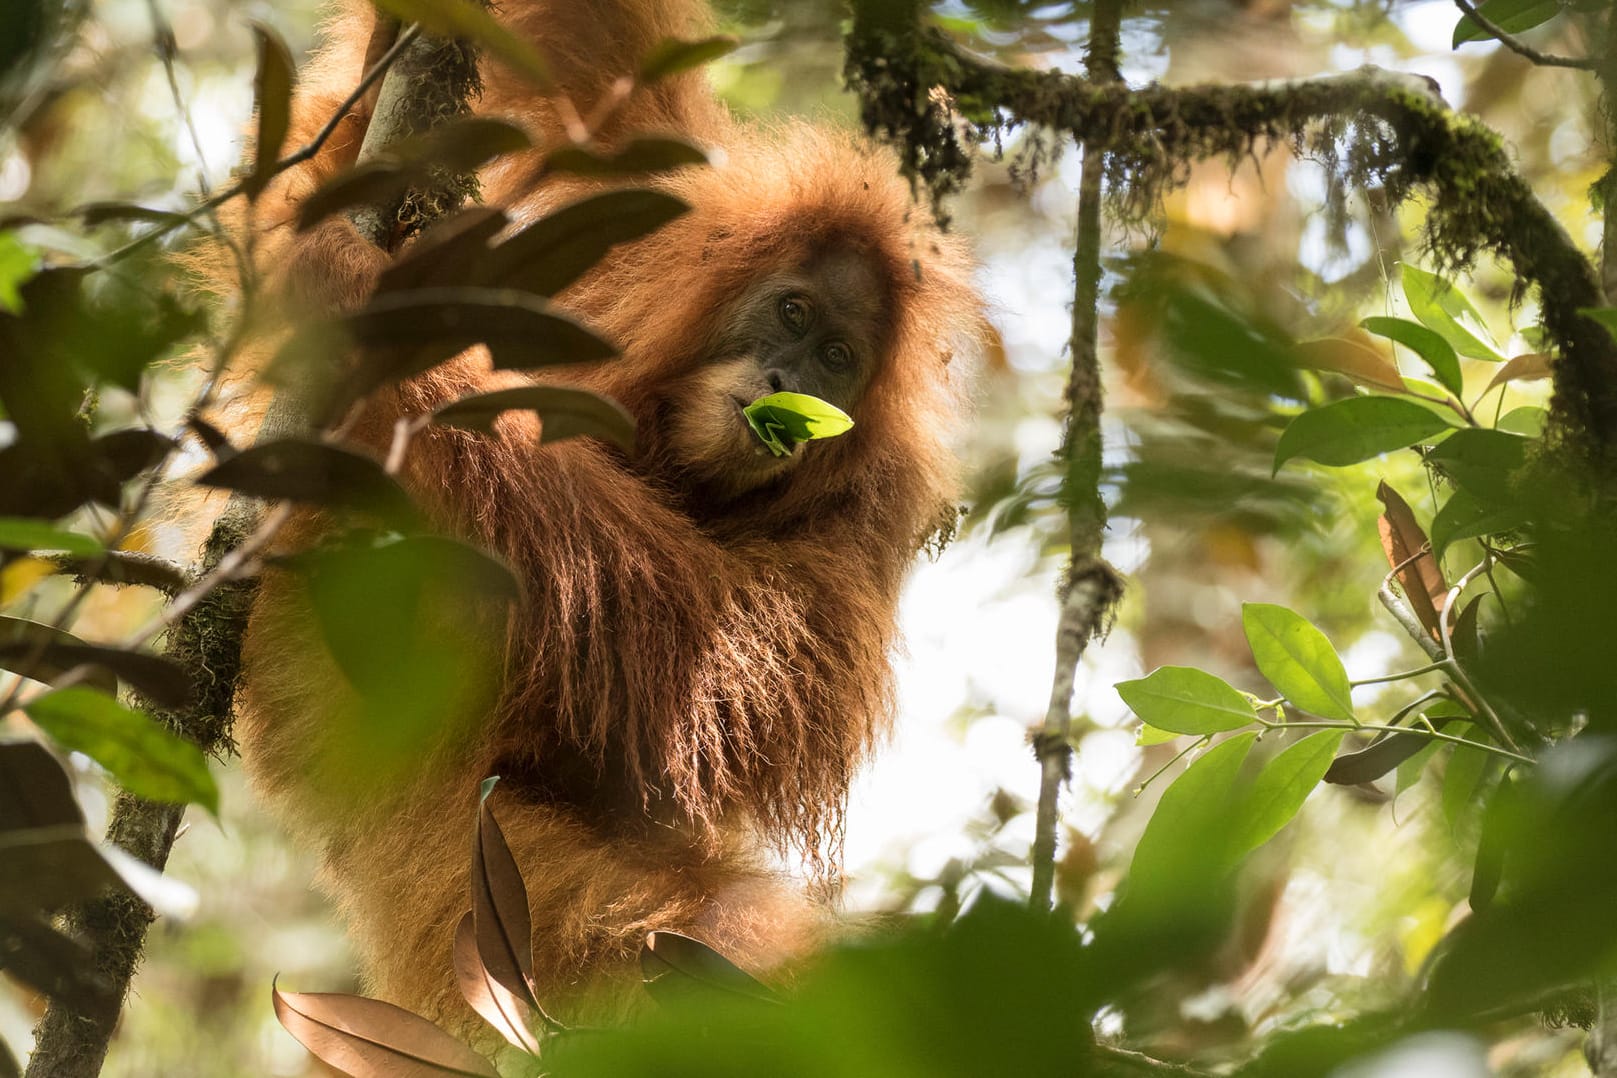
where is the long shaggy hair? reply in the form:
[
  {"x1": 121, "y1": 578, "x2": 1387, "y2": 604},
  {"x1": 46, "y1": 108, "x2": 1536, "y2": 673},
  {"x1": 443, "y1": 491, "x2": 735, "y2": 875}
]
[{"x1": 224, "y1": 0, "x2": 981, "y2": 1027}]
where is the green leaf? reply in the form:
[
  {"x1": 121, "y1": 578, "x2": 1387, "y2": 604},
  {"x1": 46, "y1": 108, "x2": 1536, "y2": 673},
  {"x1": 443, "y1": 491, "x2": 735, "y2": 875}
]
[
  {"x1": 1426, "y1": 428, "x2": 1530, "y2": 502},
  {"x1": 1228, "y1": 729, "x2": 1346, "y2": 858},
  {"x1": 1431, "y1": 489, "x2": 1528, "y2": 560},
  {"x1": 743, "y1": 393, "x2": 855, "y2": 457},
  {"x1": 1360, "y1": 316, "x2": 1463, "y2": 397},
  {"x1": 433, "y1": 386, "x2": 636, "y2": 452},
  {"x1": 1274, "y1": 396, "x2": 1454, "y2": 472},
  {"x1": 1400, "y1": 264, "x2": 1501, "y2": 361},
  {"x1": 1580, "y1": 307, "x2": 1617, "y2": 345},
  {"x1": 245, "y1": 22, "x2": 295, "y2": 199},
  {"x1": 1115, "y1": 666, "x2": 1257, "y2": 736},
  {"x1": 1136, "y1": 724, "x2": 1180, "y2": 746},
  {"x1": 369, "y1": 0, "x2": 551, "y2": 88},
  {"x1": 1497, "y1": 406, "x2": 1546, "y2": 437},
  {"x1": 194, "y1": 438, "x2": 418, "y2": 526},
  {"x1": 637, "y1": 35, "x2": 738, "y2": 83},
  {"x1": 1396, "y1": 737, "x2": 1445, "y2": 796},
  {"x1": 0, "y1": 232, "x2": 38, "y2": 313},
  {"x1": 1126, "y1": 733, "x2": 1257, "y2": 905},
  {"x1": 482, "y1": 189, "x2": 690, "y2": 299},
  {"x1": 544, "y1": 137, "x2": 707, "y2": 178},
  {"x1": 0, "y1": 518, "x2": 103, "y2": 557},
  {"x1": 25, "y1": 688, "x2": 219, "y2": 815},
  {"x1": 1453, "y1": 0, "x2": 1563, "y2": 46},
  {"x1": 1242, "y1": 603, "x2": 1355, "y2": 722},
  {"x1": 1441, "y1": 728, "x2": 1491, "y2": 834}
]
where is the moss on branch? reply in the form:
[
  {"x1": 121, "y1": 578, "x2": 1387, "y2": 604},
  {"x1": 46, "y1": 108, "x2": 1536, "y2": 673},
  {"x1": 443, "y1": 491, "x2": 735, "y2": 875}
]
[{"x1": 846, "y1": 13, "x2": 1617, "y2": 472}]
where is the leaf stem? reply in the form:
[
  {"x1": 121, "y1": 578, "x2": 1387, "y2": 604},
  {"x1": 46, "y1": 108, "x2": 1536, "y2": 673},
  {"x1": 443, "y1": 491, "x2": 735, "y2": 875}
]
[
  {"x1": 1256, "y1": 718, "x2": 1533, "y2": 765},
  {"x1": 1133, "y1": 736, "x2": 1210, "y2": 796},
  {"x1": 1350, "y1": 662, "x2": 1448, "y2": 687}
]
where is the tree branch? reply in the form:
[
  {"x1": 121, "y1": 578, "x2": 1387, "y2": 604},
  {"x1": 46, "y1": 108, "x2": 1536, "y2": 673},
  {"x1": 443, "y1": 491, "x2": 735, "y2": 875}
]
[
  {"x1": 1029, "y1": 0, "x2": 1127, "y2": 914},
  {"x1": 845, "y1": 16, "x2": 1617, "y2": 470},
  {"x1": 1450, "y1": 0, "x2": 1596, "y2": 71}
]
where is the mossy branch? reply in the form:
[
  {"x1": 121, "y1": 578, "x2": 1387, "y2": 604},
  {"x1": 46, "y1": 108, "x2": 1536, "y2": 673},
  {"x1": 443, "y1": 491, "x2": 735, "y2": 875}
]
[{"x1": 845, "y1": 10, "x2": 1617, "y2": 472}]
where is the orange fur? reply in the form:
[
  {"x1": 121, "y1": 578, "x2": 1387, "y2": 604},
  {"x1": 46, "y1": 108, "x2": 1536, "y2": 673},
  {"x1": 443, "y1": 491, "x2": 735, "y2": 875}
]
[{"x1": 227, "y1": 0, "x2": 981, "y2": 1030}]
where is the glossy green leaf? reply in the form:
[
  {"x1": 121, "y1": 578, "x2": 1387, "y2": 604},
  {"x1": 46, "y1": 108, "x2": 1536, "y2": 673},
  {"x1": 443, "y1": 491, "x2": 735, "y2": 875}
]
[
  {"x1": 743, "y1": 393, "x2": 854, "y2": 458},
  {"x1": 370, "y1": 0, "x2": 550, "y2": 88},
  {"x1": 1453, "y1": 0, "x2": 1563, "y2": 45},
  {"x1": 1136, "y1": 724, "x2": 1180, "y2": 746},
  {"x1": 25, "y1": 688, "x2": 219, "y2": 815},
  {"x1": 1273, "y1": 396, "x2": 1453, "y2": 472},
  {"x1": 1400, "y1": 264, "x2": 1501, "y2": 361},
  {"x1": 1242, "y1": 603, "x2": 1355, "y2": 722},
  {"x1": 1229, "y1": 729, "x2": 1346, "y2": 858},
  {"x1": 1126, "y1": 733, "x2": 1257, "y2": 904},
  {"x1": 1115, "y1": 666, "x2": 1256, "y2": 735},
  {"x1": 0, "y1": 518, "x2": 102, "y2": 557},
  {"x1": 1360, "y1": 316, "x2": 1463, "y2": 396}
]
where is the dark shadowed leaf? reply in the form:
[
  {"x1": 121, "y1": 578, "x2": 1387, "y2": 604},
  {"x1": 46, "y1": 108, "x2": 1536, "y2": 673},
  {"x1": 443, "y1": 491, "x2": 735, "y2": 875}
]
[
  {"x1": 1359, "y1": 316, "x2": 1462, "y2": 396},
  {"x1": 452, "y1": 912, "x2": 540, "y2": 1054},
  {"x1": 24, "y1": 688, "x2": 218, "y2": 815},
  {"x1": 1, "y1": 825, "x2": 130, "y2": 911},
  {"x1": 0, "y1": 912, "x2": 111, "y2": 1012},
  {"x1": 1431, "y1": 489, "x2": 1528, "y2": 561},
  {"x1": 545, "y1": 137, "x2": 708, "y2": 178},
  {"x1": 1242, "y1": 603, "x2": 1355, "y2": 722},
  {"x1": 195, "y1": 438, "x2": 417, "y2": 525},
  {"x1": 398, "y1": 117, "x2": 532, "y2": 175},
  {"x1": 295, "y1": 160, "x2": 413, "y2": 231},
  {"x1": 433, "y1": 386, "x2": 636, "y2": 451},
  {"x1": 482, "y1": 190, "x2": 689, "y2": 298},
  {"x1": 1273, "y1": 397, "x2": 1453, "y2": 472},
  {"x1": 1453, "y1": 0, "x2": 1562, "y2": 45},
  {"x1": 0, "y1": 618, "x2": 119, "y2": 697},
  {"x1": 337, "y1": 288, "x2": 617, "y2": 398},
  {"x1": 75, "y1": 203, "x2": 190, "y2": 228},
  {"x1": 0, "y1": 740, "x2": 83, "y2": 831},
  {"x1": 377, "y1": 208, "x2": 508, "y2": 294},
  {"x1": 1228, "y1": 729, "x2": 1345, "y2": 857},
  {"x1": 1400, "y1": 264, "x2": 1501, "y2": 361},
  {"x1": 1115, "y1": 666, "x2": 1256, "y2": 736},
  {"x1": 0, "y1": 634, "x2": 193, "y2": 708},
  {"x1": 273, "y1": 983, "x2": 498, "y2": 1078},
  {"x1": 641, "y1": 931, "x2": 778, "y2": 1005},
  {"x1": 370, "y1": 0, "x2": 550, "y2": 88},
  {"x1": 1375, "y1": 481, "x2": 1446, "y2": 640},
  {"x1": 185, "y1": 415, "x2": 234, "y2": 456},
  {"x1": 472, "y1": 779, "x2": 541, "y2": 1013},
  {"x1": 0, "y1": 518, "x2": 102, "y2": 557},
  {"x1": 637, "y1": 35, "x2": 738, "y2": 82},
  {"x1": 246, "y1": 22, "x2": 295, "y2": 199},
  {"x1": 1482, "y1": 352, "x2": 1552, "y2": 396},
  {"x1": 1327, "y1": 713, "x2": 1460, "y2": 786},
  {"x1": 92, "y1": 428, "x2": 174, "y2": 492}
]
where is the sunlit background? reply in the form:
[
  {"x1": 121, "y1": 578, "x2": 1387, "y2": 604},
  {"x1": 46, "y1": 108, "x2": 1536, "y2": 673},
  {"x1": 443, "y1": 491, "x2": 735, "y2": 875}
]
[{"x1": 0, "y1": 0, "x2": 1599, "y2": 1074}]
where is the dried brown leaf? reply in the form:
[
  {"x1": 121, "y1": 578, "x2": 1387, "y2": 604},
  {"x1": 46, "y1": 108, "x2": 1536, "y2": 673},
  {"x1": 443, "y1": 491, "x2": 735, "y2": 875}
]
[
  {"x1": 640, "y1": 931, "x2": 777, "y2": 1005},
  {"x1": 1376, "y1": 481, "x2": 1447, "y2": 640},
  {"x1": 1294, "y1": 335, "x2": 1407, "y2": 393},
  {"x1": 452, "y1": 912, "x2": 540, "y2": 1054},
  {"x1": 1482, "y1": 352, "x2": 1552, "y2": 396},
  {"x1": 471, "y1": 780, "x2": 540, "y2": 1012},
  {"x1": 272, "y1": 984, "x2": 497, "y2": 1078}
]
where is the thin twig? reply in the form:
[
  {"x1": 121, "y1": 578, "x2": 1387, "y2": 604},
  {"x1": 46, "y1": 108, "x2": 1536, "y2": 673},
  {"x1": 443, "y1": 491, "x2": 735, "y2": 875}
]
[
  {"x1": 87, "y1": 23, "x2": 423, "y2": 271},
  {"x1": 1450, "y1": 0, "x2": 1596, "y2": 71}
]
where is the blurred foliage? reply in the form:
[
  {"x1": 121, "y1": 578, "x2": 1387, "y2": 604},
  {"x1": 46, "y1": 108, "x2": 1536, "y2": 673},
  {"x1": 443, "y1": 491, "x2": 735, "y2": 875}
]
[{"x1": 2, "y1": 0, "x2": 1615, "y2": 1076}]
